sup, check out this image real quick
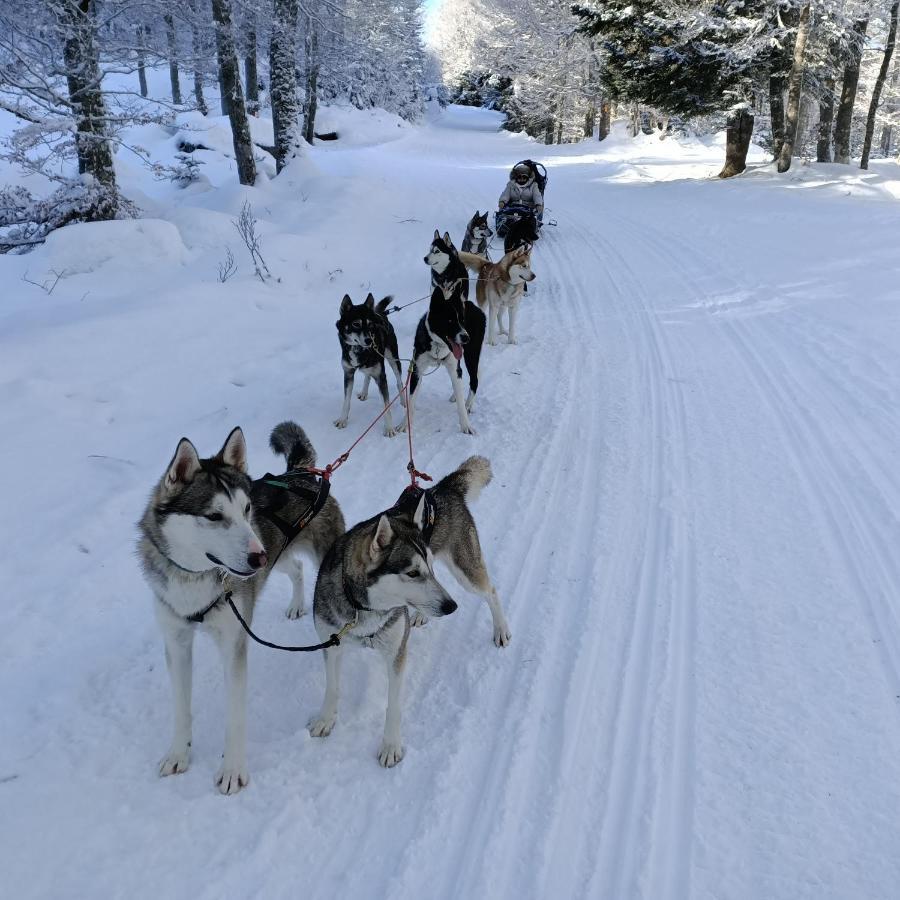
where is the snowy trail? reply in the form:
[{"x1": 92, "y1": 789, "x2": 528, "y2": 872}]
[{"x1": 4, "y1": 105, "x2": 900, "y2": 899}]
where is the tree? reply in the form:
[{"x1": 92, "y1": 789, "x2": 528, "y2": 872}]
[
  {"x1": 269, "y1": 0, "x2": 300, "y2": 172},
  {"x1": 861, "y1": 0, "x2": 900, "y2": 169},
  {"x1": 164, "y1": 7, "x2": 183, "y2": 105},
  {"x1": 833, "y1": 15, "x2": 870, "y2": 164},
  {"x1": 573, "y1": 0, "x2": 777, "y2": 176},
  {"x1": 777, "y1": 1, "x2": 812, "y2": 172},
  {"x1": 210, "y1": 0, "x2": 256, "y2": 185}
]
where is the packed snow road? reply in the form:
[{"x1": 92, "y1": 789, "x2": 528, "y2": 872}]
[{"x1": 3, "y1": 104, "x2": 900, "y2": 899}]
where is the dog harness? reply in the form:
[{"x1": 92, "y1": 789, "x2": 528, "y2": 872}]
[{"x1": 391, "y1": 484, "x2": 437, "y2": 544}]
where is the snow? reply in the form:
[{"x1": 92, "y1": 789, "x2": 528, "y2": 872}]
[{"x1": 3, "y1": 98, "x2": 900, "y2": 900}]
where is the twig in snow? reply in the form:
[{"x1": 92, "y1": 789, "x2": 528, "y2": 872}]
[
  {"x1": 217, "y1": 247, "x2": 237, "y2": 283},
  {"x1": 22, "y1": 268, "x2": 66, "y2": 294},
  {"x1": 233, "y1": 200, "x2": 274, "y2": 284}
]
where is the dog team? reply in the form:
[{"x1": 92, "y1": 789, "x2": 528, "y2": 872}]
[{"x1": 138, "y1": 163, "x2": 545, "y2": 794}]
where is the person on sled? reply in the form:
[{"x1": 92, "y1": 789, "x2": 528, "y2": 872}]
[{"x1": 498, "y1": 162, "x2": 544, "y2": 224}]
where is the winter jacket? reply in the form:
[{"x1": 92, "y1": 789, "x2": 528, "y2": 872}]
[{"x1": 499, "y1": 177, "x2": 543, "y2": 211}]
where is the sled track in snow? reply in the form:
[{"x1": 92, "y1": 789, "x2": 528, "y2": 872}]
[{"x1": 633, "y1": 218, "x2": 900, "y2": 703}]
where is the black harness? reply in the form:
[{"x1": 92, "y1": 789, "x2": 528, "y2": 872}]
[
  {"x1": 253, "y1": 470, "x2": 331, "y2": 562},
  {"x1": 391, "y1": 483, "x2": 437, "y2": 544}
]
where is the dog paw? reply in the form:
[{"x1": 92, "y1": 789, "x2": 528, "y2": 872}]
[
  {"x1": 395, "y1": 421, "x2": 407, "y2": 433},
  {"x1": 378, "y1": 740, "x2": 405, "y2": 768},
  {"x1": 461, "y1": 424, "x2": 477, "y2": 436},
  {"x1": 158, "y1": 747, "x2": 190, "y2": 777},
  {"x1": 357, "y1": 391, "x2": 368, "y2": 401},
  {"x1": 334, "y1": 417, "x2": 348, "y2": 429},
  {"x1": 308, "y1": 715, "x2": 336, "y2": 738},
  {"x1": 285, "y1": 602, "x2": 306, "y2": 620},
  {"x1": 487, "y1": 338, "x2": 497, "y2": 346},
  {"x1": 383, "y1": 425, "x2": 397, "y2": 438},
  {"x1": 493, "y1": 624, "x2": 512, "y2": 648},
  {"x1": 507, "y1": 338, "x2": 518, "y2": 346},
  {"x1": 215, "y1": 762, "x2": 249, "y2": 795},
  {"x1": 410, "y1": 611, "x2": 429, "y2": 628},
  {"x1": 448, "y1": 393, "x2": 455, "y2": 403}
]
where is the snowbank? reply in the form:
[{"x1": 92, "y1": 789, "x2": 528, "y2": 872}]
[{"x1": 36, "y1": 218, "x2": 190, "y2": 276}]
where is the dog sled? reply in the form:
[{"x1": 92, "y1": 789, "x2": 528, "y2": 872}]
[{"x1": 495, "y1": 159, "x2": 548, "y2": 240}]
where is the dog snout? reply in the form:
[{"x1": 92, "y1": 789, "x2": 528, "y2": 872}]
[
  {"x1": 458, "y1": 331, "x2": 469, "y2": 345},
  {"x1": 440, "y1": 599, "x2": 458, "y2": 616},
  {"x1": 423, "y1": 255, "x2": 430, "y2": 264},
  {"x1": 247, "y1": 550, "x2": 268, "y2": 570}
]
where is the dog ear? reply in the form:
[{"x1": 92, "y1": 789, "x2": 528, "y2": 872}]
[
  {"x1": 474, "y1": 209, "x2": 480, "y2": 218},
  {"x1": 433, "y1": 228, "x2": 440, "y2": 241},
  {"x1": 412, "y1": 493, "x2": 427, "y2": 531},
  {"x1": 340, "y1": 294, "x2": 352, "y2": 315},
  {"x1": 364, "y1": 292, "x2": 375, "y2": 309},
  {"x1": 443, "y1": 231, "x2": 453, "y2": 247},
  {"x1": 217, "y1": 426, "x2": 248, "y2": 473},
  {"x1": 164, "y1": 438, "x2": 201, "y2": 491},
  {"x1": 370, "y1": 515, "x2": 393, "y2": 560}
]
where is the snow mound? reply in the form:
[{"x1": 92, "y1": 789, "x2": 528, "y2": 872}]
[
  {"x1": 313, "y1": 103, "x2": 413, "y2": 147},
  {"x1": 38, "y1": 218, "x2": 189, "y2": 275}
]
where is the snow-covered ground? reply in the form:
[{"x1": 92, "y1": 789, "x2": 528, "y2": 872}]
[{"x1": 3, "y1": 97, "x2": 900, "y2": 900}]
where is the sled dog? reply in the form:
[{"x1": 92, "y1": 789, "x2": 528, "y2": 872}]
[
  {"x1": 458, "y1": 246, "x2": 536, "y2": 346},
  {"x1": 137, "y1": 422, "x2": 344, "y2": 793},
  {"x1": 335, "y1": 292, "x2": 404, "y2": 437},
  {"x1": 425, "y1": 229, "x2": 470, "y2": 301},
  {"x1": 461, "y1": 210, "x2": 493, "y2": 257},
  {"x1": 309, "y1": 455, "x2": 510, "y2": 767},
  {"x1": 398, "y1": 284, "x2": 485, "y2": 435}
]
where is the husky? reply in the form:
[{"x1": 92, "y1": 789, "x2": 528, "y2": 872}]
[
  {"x1": 335, "y1": 292, "x2": 404, "y2": 437},
  {"x1": 425, "y1": 229, "x2": 470, "y2": 301},
  {"x1": 458, "y1": 246, "x2": 536, "y2": 346},
  {"x1": 397, "y1": 284, "x2": 485, "y2": 435},
  {"x1": 137, "y1": 422, "x2": 345, "y2": 794},
  {"x1": 461, "y1": 210, "x2": 493, "y2": 258},
  {"x1": 309, "y1": 456, "x2": 510, "y2": 767}
]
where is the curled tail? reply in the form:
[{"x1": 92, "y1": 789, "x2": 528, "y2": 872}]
[
  {"x1": 269, "y1": 421, "x2": 316, "y2": 470},
  {"x1": 435, "y1": 455, "x2": 492, "y2": 502},
  {"x1": 376, "y1": 296, "x2": 394, "y2": 315}
]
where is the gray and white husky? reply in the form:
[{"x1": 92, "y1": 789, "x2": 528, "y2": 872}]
[
  {"x1": 137, "y1": 422, "x2": 344, "y2": 793},
  {"x1": 309, "y1": 455, "x2": 510, "y2": 768}
]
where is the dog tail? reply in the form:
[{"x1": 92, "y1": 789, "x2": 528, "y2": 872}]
[
  {"x1": 457, "y1": 251, "x2": 490, "y2": 274},
  {"x1": 269, "y1": 421, "x2": 317, "y2": 470},
  {"x1": 376, "y1": 296, "x2": 393, "y2": 315},
  {"x1": 435, "y1": 455, "x2": 493, "y2": 502}
]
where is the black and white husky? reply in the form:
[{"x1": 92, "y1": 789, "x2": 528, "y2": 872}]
[
  {"x1": 461, "y1": 210, "x2": 493, "y2": 257},
  {"x1": 137, "y1": 422, "x2": 345, "y2": 793},
  {"x1": 425, "y1": 229, "x2": 470, "y2": 300},
  {"x1": 309, "y1": 455, "x2": 510, "y2": 768},
  {"x1": 398, "y1": 283, "x2": 485, "y2": 435},
  {"x1": 335, "y1": 292, "x2": 404, "y2": 437}
]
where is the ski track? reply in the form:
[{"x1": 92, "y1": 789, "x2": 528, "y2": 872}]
[{"x1": 636, "y1": 218, "x2": 900, "y2": 699}]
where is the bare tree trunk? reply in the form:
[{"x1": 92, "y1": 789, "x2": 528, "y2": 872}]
[
  {"x1": 244, "y1": 19, "x2": 259, "y2": 115},
  {"x1": 584, "y1": 102, "x2": 595, "y2": 138},
  {"x1": 598, "y1": 99, "x2": 610, "y2": 141},
  {"x1": 629, "y1": 104, "x2": 639, "y2": 137},
  {"x1": 136, "y1": 23, "x2": 149, "y2": 98},
  {"x1": 164, "y1": 11, "x2": 182, "y2": 105},
  {"x1": 833, "y1": 16, "x2": 869, "y2": 164},
  {"x1": 719, "y1": 107, "x2": 755, "y2": 178},
  {"x1": 58, "y1": 0, "x2": 118, "y2": 217},
  {"x1": 188, "y1": 1, "x2": 208, "y2": 115},
  {"x1": 817, "y1": 84, "x2": 835, "y2": 162},
  {"x1": 302, "y1": 19, "x2": 319, "y2": 144},
  {"x1": 881, "y1": 56, "x2": 900, "y2": 154},
  {"x1": 777, "y1": 2, "x2": 811, "y2": 173},
  {"x1": 270, "y1": 0, "x2": 300, "y2": 172},
  {"x1": 770, "y1": 75, "x2": 786, "y2": 159},
  {"x1": 861, "y1": 0, "x2": 899, "y2": 169},
  {"x1": 210, "y1": 0, "x2": 256, "y2": 185}
]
